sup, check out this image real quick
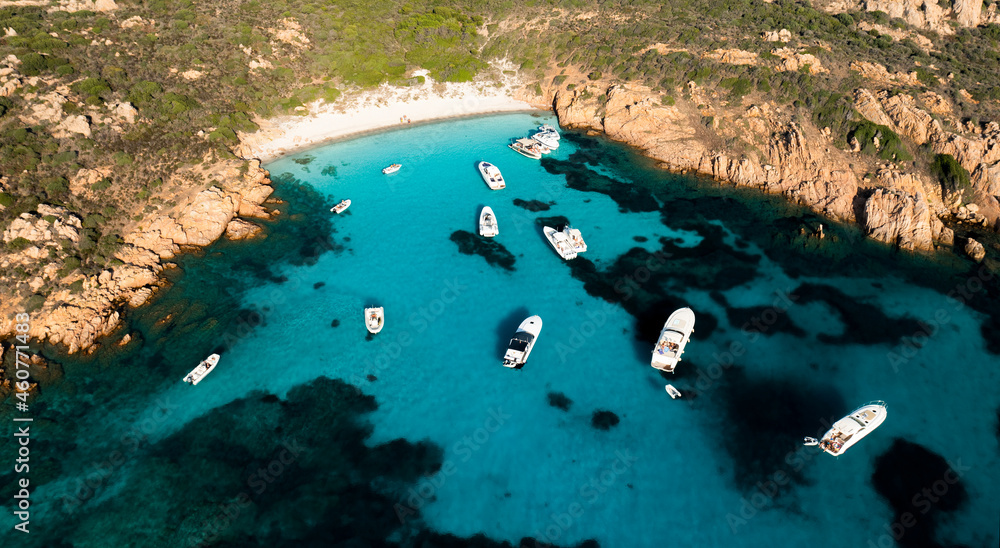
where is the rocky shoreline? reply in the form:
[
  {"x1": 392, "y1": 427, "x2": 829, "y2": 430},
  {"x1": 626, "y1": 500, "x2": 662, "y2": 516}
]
[
  {"x1": 0, "y1": 158, "x2": 275, "y2": 356},
  {"x1": 545, "y1": 81, "x2": 998, "y2": 261}
]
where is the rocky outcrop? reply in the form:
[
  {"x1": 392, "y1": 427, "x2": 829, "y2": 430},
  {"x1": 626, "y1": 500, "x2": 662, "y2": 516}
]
[
  {"x1": 853, "y1": 88, "x2": 1000, "y2": 223},
  {"x1": 762, "y1": 29, "x2": 792, "y2": 42},
  {"x1": 705, "y1": 49, "x2": 759, "y2": 65},
  {"x1": 850, "y1": 61, "x2": 920, "y2": 87},
  {"x1": 773, "y1": 48, "x2": 827, "y2": 74},
  {"x1": 51, "y1": 0, "x2": 118, "y2": 12},
  {"x1": 555, "y1": 83, "x2": 856, "y2": 221},
  {"x1": 964, "y1": 238, "x2": 986, "y2": 262},
  {"x1": 0, "y1": 159, "x2": 274, "y2": 354},
  {"x1": 862, "y1": 188, "x2": 934, "y2": 251},
  {"x1": 225, "y1": 218, "x2": 264, "y2": 240}
]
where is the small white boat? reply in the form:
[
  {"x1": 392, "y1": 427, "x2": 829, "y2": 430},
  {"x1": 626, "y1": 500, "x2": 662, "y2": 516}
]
[
  {"x1": 531, "y1": 130, "x2": 559, "y2": 150},
  {"x1": 502, "y1": 315, "x2": 543, "y2": 368},
  {"x1": 665, "y1": 384, "x2": 682, "y2": 399},
  {"x1": 331, "y1": 199, "x2": 351, "y2": 214},
  {"x1": 804, "y1": 401, "x2": 888, "y2": 456},
  {"x1": 478, "y1": 161, "x2": 506, "y2": 190},
  {"x1": 509, "y1": 138, "x2": 542, "y2": 160},
  {"x1": 542, "y1": 226, "x2": 578, "y2": 260},
  {"x1": 365, "y1": 306, "x2": 384, "y2": 334},
  {"x1": 538, "y1": 124, "x2": 560, "y2": 138},
  {"x1": 651, "y1": 307, "x2": 696, "y2": 373},
  {"x1": 382, "y1": 163, "x2": 401, "y2": 174},
  {"x1": 183, "y1": 354, "x2": 220, "y2": 385},
  {"x1": 479, "y1": 206, "x2": 499, "y2": 237}
]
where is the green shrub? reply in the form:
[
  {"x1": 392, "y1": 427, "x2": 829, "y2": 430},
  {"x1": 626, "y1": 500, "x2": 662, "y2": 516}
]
[
  {"x1": 588, "y1": 71, "x2": 602, "y2": 80},
  {"x1": 68, "y1": 279, "x2": 84, "y2": 293},
  {"x1": 113, "y1": 152, "x2": 134, "y2": 166},
  {"x1": 930, "y1": 153, "x2": 973, "y2": 202},
  {"x1": 849, "y1": 121, "x2": 912, "y2": 161},
  {"x1": 0, "y1": 192, "x2": 13, "y2": 207},
  {"x1": 8, "y1": 237, "x2": 32, "y2": 250},
  {"x1": 23, "y1": 294, "x2": 46, "y2": 313},
  {"x1": 90, "y1": 178, "x2": 112, "y2": 191},
  {"x1": 83, "y1": 213, "x2": 106, "y2": 228},
  {"x1": 45, "y1": 177, "x2": 69, "y2": 194}
]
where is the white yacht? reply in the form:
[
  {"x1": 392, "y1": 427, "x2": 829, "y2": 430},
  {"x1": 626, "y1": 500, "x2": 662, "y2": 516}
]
[
  {"x1": 479, "y1": 206, "x2": 499, "y2": 237},
  {"x1": 804, "y1": 401, "x2": 888, "y2": 456},
  {"x1": 509, "y1": 138, "x2": 542, "y2": 160},
  {"x1": 651, "y1": 307, "x2": 696, "y2": 373},
  {"x1": 502, "y1": 315, "x2": 543, "y2": 368},
  {"x1": 365, "y1": 306, "x2": 384, "y2": 334},
  {"x1": 665, "y1": 384, "x2": 682, "y2": 399},
  {"x1": 331, "y1": 199, "x2": 351, "y2": 214},
  {"x1": 538, "y1": 124, "x2": 560, "y2": 138},
  {"x1": 183, "y1": 353, "x2": 220, "y2": 385},
  {"x1": 382, "y1": 163, "x2": 401, "y2": 174},
  {"x1": 478, "y1": 161, "x2": 506, "y2": 190},
  {"x1": 531, "y1": 130, "x2": 559, "y2": 150},
  {"x1": 542, "y1": 226, "x2": 578, "y2": 260}
]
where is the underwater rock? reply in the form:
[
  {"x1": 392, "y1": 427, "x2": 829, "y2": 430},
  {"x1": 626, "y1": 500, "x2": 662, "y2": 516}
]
[
  {"x1": 871, "y1": 439, "x2": 968, "y2": 547},
  {"x1": 450, "y1": 230, "x2": 516, "y2": 271},
  {"x1": 513, "y1": 198, "x2": 552, "y2": 212},
  {"x1": 330, "y1": 319, "x2": 340, "y2": 328},
  {"x1": 313, "y1": 282, "x2": 325, "y2": 289},
  {"x1": 548, "y1": 391, "x2": 573, "y2": 411},
  {"x1": 726, "y1": 306, "x2": 806, "y2": 338},
  {"x1": 790, "y1": 283, "x2": 924, "y2": 345},
  {"x1": 591, "y1": 410, "x2": 620, "y2": 430}
]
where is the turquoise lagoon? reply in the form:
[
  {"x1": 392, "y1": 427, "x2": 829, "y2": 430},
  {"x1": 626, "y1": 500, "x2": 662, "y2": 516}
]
[{"x1": 2, "y1": 112, "x2": 998, "y2": 547}]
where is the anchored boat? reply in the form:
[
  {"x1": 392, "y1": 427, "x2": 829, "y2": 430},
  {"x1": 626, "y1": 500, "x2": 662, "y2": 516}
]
[
  {"x1": 331, "y1": 199, "x2": 351, "y2": 214},
  {"x1": 542, "y1": 226, "x2": 578, "y2": 260},
  {"x1": 479, "y1": 206, "x2": 499, "y2": 237},
  {"x1": 804, "y1": 401, "x2": 888, "y2": 456},
  {"x1": 382, "y1": 163, "x2": 401, "y2": 174},
  {"x1": 531, "y1": 129, "x2": 559, "y2": 150},
  {"x1": 665, "y1": 384, "x2": 682, "y2": 399},
  {"x1": 502, "y1": 315, "x2": 543, "y2": 368},
  {"x1": 478, "y1": 161, "x2": 506, "y2": 190},
  {"x1": 509, "y1": 138, "x2": 542, "y2": 159},
  {"x1": 183, "y1": 353, "x2": 220, "y2": 385},
  {"x1": 365, "y1": 306, "x2": 384, "y2": 334},
  {"x1": 651, "y1": 307, "x2": 696, "y2": 373}
]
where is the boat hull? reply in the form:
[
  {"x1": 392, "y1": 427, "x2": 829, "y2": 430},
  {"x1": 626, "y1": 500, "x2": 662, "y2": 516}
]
[
  {"x1": 331, "y1": 199, "x2": 351, "y2": 214},
  {"x1": 365, "y1": 307, "x2": 384, "y2": 334},
  {"x1": 479, "y1": 206, "x2": 499, "y2": 237},
  {"x1": 183, "y1": 354, "x2": 220, "y2": 385},
  {"x1": 478, "y1": 162, "x2": 506, "y2": 190},
  {"x1": 651, "y1": 307, "x2": 696, "y2": 372},
  {"x1": 816, "y1": 402, "x2": 888, "y2": 456},
  {"x1": 503, "y1": 315, "x2": 543, "y2": 368}
]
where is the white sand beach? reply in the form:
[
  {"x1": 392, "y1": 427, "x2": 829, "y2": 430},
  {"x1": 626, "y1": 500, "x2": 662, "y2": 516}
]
[{"x1": 237, "y1": 66, "x2": 543, "y2": 162}]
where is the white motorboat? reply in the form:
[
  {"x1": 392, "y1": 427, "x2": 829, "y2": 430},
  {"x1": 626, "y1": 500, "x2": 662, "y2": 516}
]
[
  {"x1": 478, "y1": 161, "x2": 506, "y2": 190},
  {"x1": 502, "y1": 315, "x2": 543, "y2": 368},
  {"x1": 804, "y1": 401, "x2": 888, "y2": 456},
  {"x1": 331, "y1": 199, "x2": 351, "y2": 214},
  {"x1": 365, "y1": 306, "x2": 384, "y2": 334},
  {"x1": 538, "y1": 124, "x2": 560, "y2": 138},
  {"x1": 509, "y1": 138, "x2": 542, "y2": 159},
  {"x1": 542, "y1": 226, "x2": 578, "y2": 260},
  {"x1": 665, "y1": 384, "x2": 682, "y2": 399},
  {"x1": 382, "y1": 163, "x2": 401, "y2": 174},
  {"x1": 651, "y1": 307, "x2": 696, "y2": 373},
  {"x1": 479, "y1": 206, "x2": 499, "y2": 237},
  {"x1": 183, "y1": 353, "x2": 220, "y2": 385},
  {"x1": 531, "y1": 130, "x2": 559, "y2": 150}
]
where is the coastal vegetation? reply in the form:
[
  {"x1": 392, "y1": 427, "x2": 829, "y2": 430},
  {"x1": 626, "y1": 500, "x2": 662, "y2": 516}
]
[{"x1": 0, "y1": 0, "x2": 998, "y2": 317}]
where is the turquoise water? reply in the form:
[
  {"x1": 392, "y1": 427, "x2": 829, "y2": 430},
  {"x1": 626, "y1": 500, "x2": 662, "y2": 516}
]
[{"x1": 2, "y1": 112, "x2": 998, "y2": 547}]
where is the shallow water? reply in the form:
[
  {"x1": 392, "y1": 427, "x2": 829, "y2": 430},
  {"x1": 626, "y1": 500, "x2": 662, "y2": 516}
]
[{"x1": 3, "y1": 112, "x2": 998, "y2": 547}]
